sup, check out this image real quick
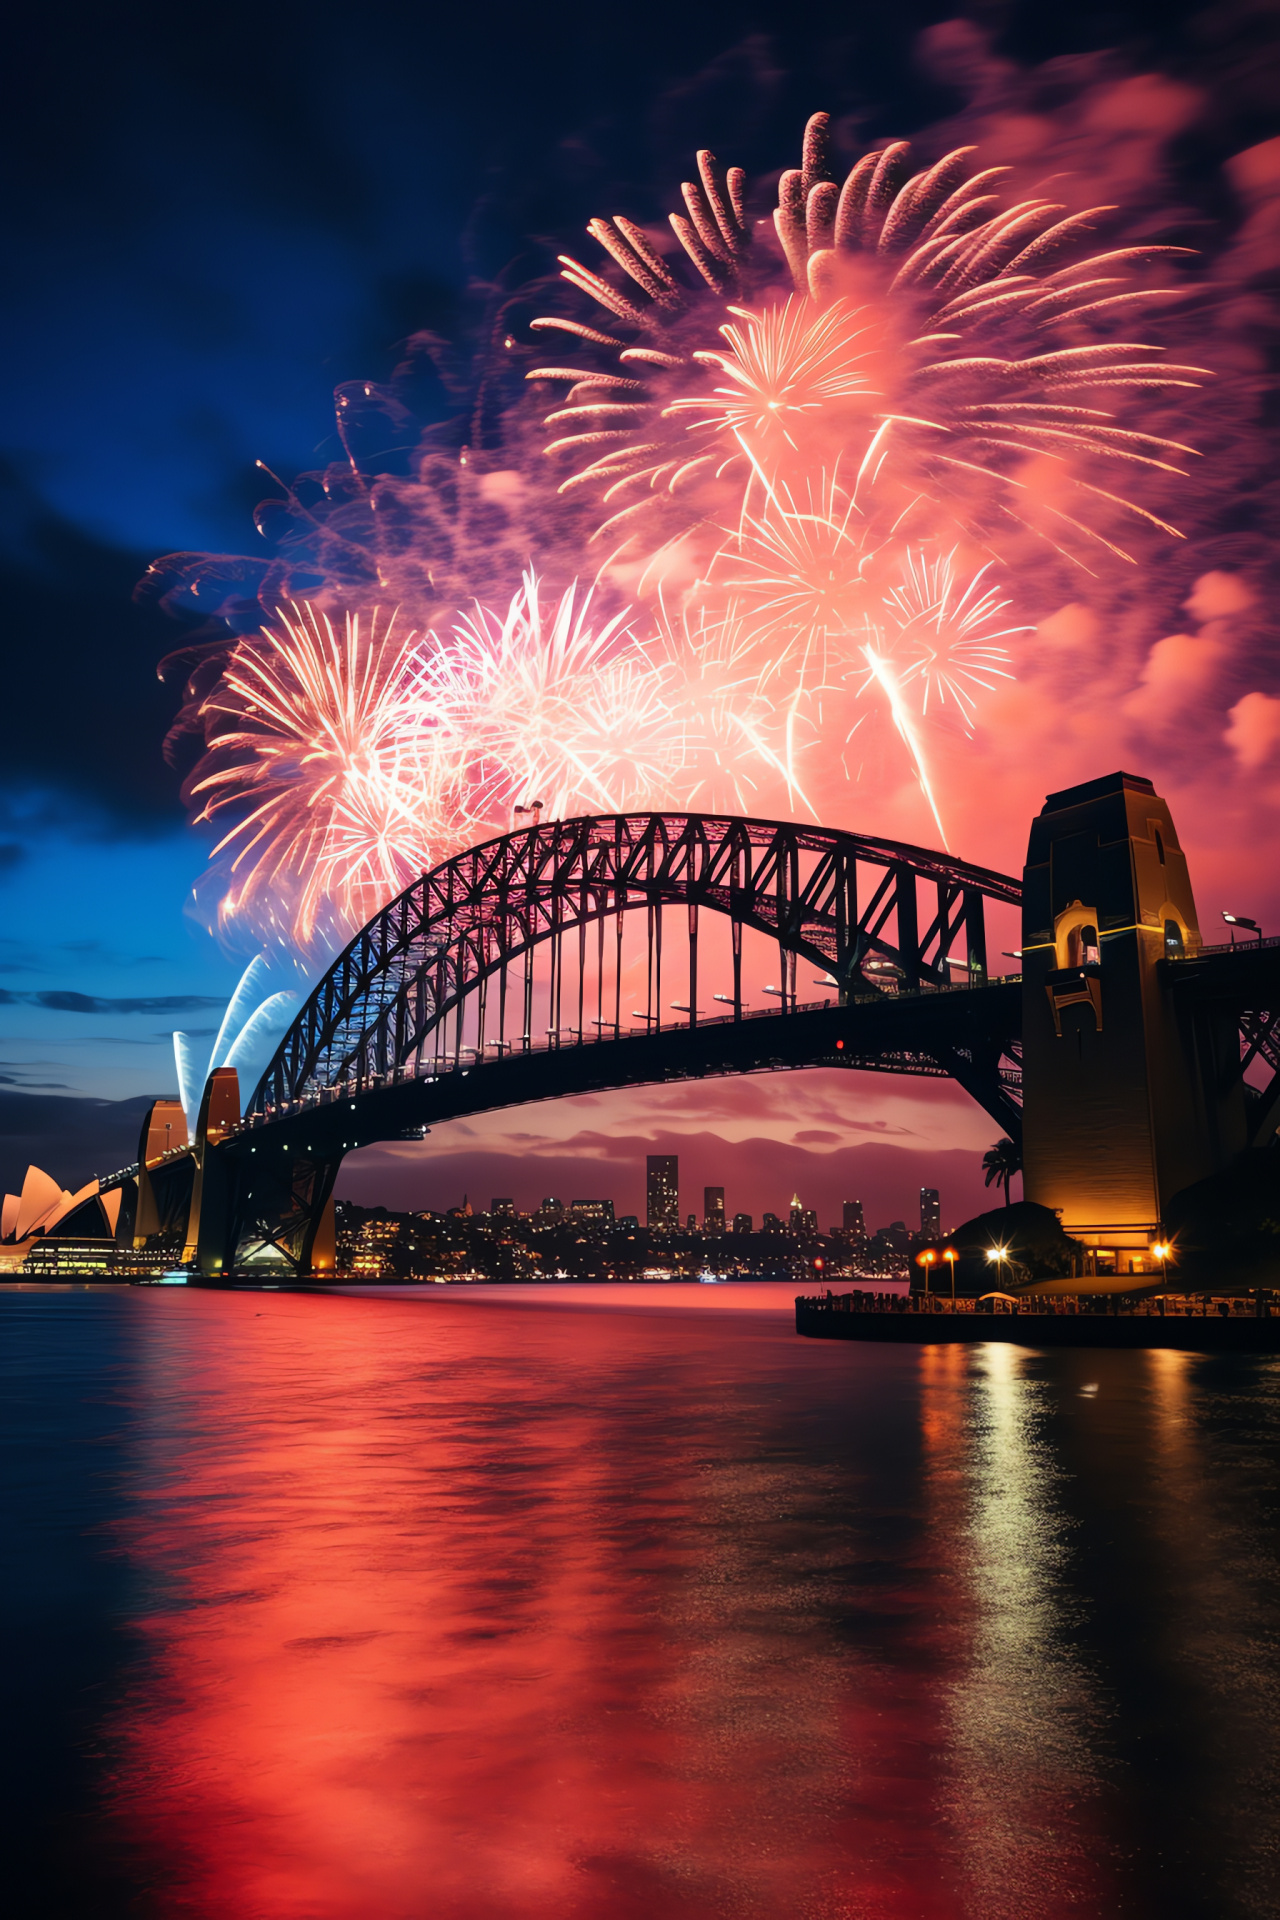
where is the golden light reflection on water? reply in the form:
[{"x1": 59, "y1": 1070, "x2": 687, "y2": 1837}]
[
  {"x1": 87, "y1": 1292, "x2": 1280, "y2": 1919},
  {"x1": 938, "y1": 1343, "x2": 1115, "y2": 1913}
]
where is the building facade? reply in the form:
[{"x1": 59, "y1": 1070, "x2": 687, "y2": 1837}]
[{"x1": 646, "y1": 1155, "x2": 679, "y2": 1231}]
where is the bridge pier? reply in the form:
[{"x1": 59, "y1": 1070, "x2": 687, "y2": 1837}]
[
  {"x1": 1021, "y1": 772, "x2": 1246, "y2": 1266},
  {"x1": 195, "y1": 1139, "x2": 340, "y2": 1278}
]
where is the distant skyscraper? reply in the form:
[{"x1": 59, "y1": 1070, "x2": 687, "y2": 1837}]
[
  {"x1": 538, "y1": 1196, "x2": 565, "y2": 1217},
  {"x1": 703, "y1": 1186, "x2": 725, "y2": 1234},
  {"x1": 732, "y1": 1212, "x2": 753, "y2": 1233},
  {"x1": 787, "y1": 1192, "x2": 819, "y2": 1234},
  {"x1": 842, "y1": 1200, "x2": 866, "y2": 1239},
  {"x1": 920, "y1": 1187, "x2": 941, "y2": 1240},
  {"x1": 491, "y1": 1198, "x2": 516, "y2": 1217},
  {"x1": 646, "y1": 1154, "x2": 678, "y2": 1231}
]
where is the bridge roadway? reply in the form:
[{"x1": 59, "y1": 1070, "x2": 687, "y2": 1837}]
[{"x1": 225, "y1": 976, "x2": 1024, "y2": 1166}]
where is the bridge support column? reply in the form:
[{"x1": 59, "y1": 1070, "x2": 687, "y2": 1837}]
[
  {"x1": 1021, "y1": 771, "x2": 1241, "y2": 1268},
  {"x1": 196, "y1": 1138, "x2": 342, "y2": 1279}
]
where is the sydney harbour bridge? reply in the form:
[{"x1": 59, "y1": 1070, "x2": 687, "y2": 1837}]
[{"x1": 55, "y1": 772, "x2": 1280, "y2": 1282}]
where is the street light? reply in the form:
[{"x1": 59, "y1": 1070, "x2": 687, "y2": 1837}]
[
  {"x1": 1151, "y1": 1239, "x2": 1173, "y2": 1287},
  {"x1": 1223, "y1": 911, "x2": 1263, "y2": 945},
  {"x1": 916, "y1": 1247, "x2": 937, "y2": 1303},
  {"x1": 941, "y1": 1245, "x2": 959, "y2": 1305}
]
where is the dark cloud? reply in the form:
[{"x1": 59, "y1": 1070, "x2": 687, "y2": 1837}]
[
  {"x1": 0, "y1": 991, "x2": 225, "y2": 1014},
  {"x1": 0, "y1": 1091, "x2": 162, "y2": 1195},
  {"x1": 0, "y1": 464, "x2": 195, "y2": 831}
]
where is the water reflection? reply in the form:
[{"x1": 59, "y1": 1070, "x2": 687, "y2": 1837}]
[{"x1": 4, "y1": 1288, "x2": 1280, "y2": 1917}]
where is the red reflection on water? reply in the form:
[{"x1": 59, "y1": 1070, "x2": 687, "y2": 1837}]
[{"x1": 108, "y1": 1292, "x2": 1114, "y2": 1918}]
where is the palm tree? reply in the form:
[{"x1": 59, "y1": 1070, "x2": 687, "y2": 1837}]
[{"x1": 983, "y1": 1138, "x2": 1021, "y2": 1207}]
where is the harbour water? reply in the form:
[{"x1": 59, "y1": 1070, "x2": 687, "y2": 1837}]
[{"x1": 5, "y1": 1281, "x2": 1280, "y2": 1918}]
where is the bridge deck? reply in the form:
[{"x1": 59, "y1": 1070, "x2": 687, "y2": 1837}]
[{"x1": 220, "y1": 980, "x2": 1024, "y2": 1160}]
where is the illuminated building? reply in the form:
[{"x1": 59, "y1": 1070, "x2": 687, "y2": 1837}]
[
  {"x1": 22, "y1": 1238, "x2": 115, "y2": 1277},
  {"x1": 843, "y1": 1200, "x2": 866, "y2": 1237},
  {"x1": 1021, "y1": 772, "x2": 1241, "y2": 1278},
  {"x1": 920, "y1": 1188, "x2": 941, "y2": 1241},
  {"x1": 703, "y1": 1186, "x2": 725, "y2": 1235},
  {"x1": 646, "y1": 1155, "x2": 678, "y2": 1232},
  {"x1": 732, "y1": 1212, "x2": 753, "y2": 1234},
  {"x1": 1, "y1": 1163, "x2": 125, "y2": 1273},
  {"x1": 570, "y1": 1199, "x2": 615, "y2": 1223},
  {"x1": 790, "y1": 1193, "x2": 818, "y2": 1233},
  {"x1": 491, "y1": 1198, "x2": 516, "y2": 1217},
  {"x1": 350, "y1": 1217, "x2": 403, "y2": 1276}
]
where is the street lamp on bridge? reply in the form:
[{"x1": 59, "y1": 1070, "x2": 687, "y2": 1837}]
[{"x1": 1223, "y1": 911, "x2": 1263, "y2": 945}]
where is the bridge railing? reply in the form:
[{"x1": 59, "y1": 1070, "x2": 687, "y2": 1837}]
[
  {"x1": 229, "y1": 971, "x2": 1023, "y2": 1135},
  {"x1": 1171, "y1": 935, "x2": 1280, "y2": 959},
  {"x1": 799, "y1": 1291, "x2": 1269, "y2": 1318}
]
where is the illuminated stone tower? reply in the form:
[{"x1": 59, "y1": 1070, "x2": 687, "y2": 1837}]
[{"x1": 1021, "y1": 772, "x2": 1242, "y2": 1271}]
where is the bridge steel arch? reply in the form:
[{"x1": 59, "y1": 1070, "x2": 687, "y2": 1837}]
[
  {"x1": 183, "y1": 815, "x2": 1025, "y2": 1276},
  {"x1": 250, "y1": 813, "x2": 1021, "y2": 1116}
]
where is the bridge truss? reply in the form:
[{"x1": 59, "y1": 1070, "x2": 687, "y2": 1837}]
[{"x1": 248, "y1": 813, "x2": 1025, "y2": 1129}]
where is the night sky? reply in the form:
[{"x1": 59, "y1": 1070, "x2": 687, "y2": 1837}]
[{"x1": 3, "y1": 0, "x2": 1278, "y2": 1221}]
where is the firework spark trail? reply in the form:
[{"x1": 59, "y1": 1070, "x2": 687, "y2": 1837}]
[
  {"x1": 527, "y1": 111, "x2": 1204, "y2": 841},
  {"x1": 860, "y1": 643, "x2": 948, "y2": 848},
  {"x1": 539, "y1": 132, "x2": 1205, "y2": 527},
  {"x1": 425, "y1": 570, "x2": 675, "y2": 823},
  {"x1": 187, "y1": 603, "x2": 451, "y2": 948},
  {"x1": 878, "y1": 550, "x2": 1023, "y2": 727},
  {"x1": 641, "y1": 599, "x2": 817, "y2": 814}
]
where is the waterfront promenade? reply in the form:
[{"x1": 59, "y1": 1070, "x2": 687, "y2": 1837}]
[{"x1": 796, "y1": 1290, "x2": 1280, "y2": 1350}]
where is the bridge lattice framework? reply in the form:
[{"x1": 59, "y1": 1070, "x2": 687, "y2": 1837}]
[{"x1": 250, "y1": 812, "x2": 1024, "y2": 1126}]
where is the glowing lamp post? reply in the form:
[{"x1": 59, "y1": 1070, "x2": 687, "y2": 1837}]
[
  {"x1": 1223, "y1": 911, "x2": 1262, "y2": 946},
  {"x1": 916, "y1": 1247, "x2": 937, "y2": 1302},
  {"x1": 941, "y1": 1246, "x2": 959, "y2": 1305},
  {"x1": 1151, "y1": 1240, "x2": 1173, "y2": 1288},
  {"x1": 984, "y1": 1245, "x2": 1012, "y2": 1302}
]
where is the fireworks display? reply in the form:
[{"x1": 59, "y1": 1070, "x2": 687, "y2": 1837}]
[
  {"x1": 187, "y1": 603, "x2": 443, "y2": 948},
  {"x1": 159, "y1": 110, "x2": 1205, "y2": 950}
]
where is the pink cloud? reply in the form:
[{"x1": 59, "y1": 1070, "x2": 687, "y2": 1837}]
[
  {"x1": 1121, "y1": 632, "x2": 1229, "y2": 729},
  {"x1": 1226, "y1": 692, "x2": 1280, "y2": 771}
]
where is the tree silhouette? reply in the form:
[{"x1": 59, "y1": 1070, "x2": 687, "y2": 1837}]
[{"x1": 983, "y1": 1138, "x2": 1021, "y2": 1206}]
